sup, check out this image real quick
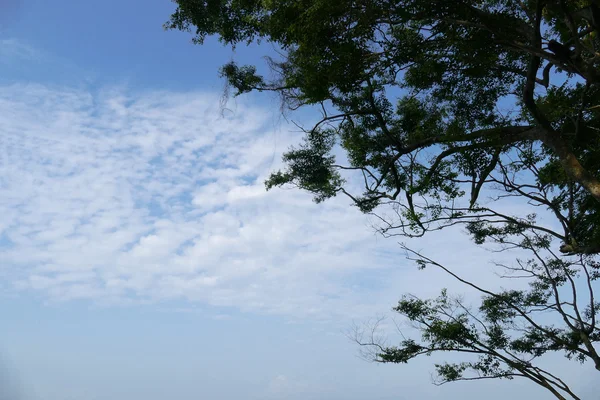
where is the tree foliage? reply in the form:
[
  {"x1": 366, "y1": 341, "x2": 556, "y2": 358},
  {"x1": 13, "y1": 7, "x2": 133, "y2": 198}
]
[
  {"x1": 354, "y1": 239, "x2": 599, "y2": 400},
  {"x1": 167, "y1": 0, "x2": 600, "y2": 255}
]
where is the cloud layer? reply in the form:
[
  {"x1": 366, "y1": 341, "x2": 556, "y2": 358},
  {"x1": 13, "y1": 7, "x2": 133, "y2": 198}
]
[{"x1": 0, "y1": 83, "x2": 417, "y2": 318}]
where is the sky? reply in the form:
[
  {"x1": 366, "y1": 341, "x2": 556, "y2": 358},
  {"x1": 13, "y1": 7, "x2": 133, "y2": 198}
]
[{"x1": 0, "y1": 1, "x2": 596, "y2": 399}]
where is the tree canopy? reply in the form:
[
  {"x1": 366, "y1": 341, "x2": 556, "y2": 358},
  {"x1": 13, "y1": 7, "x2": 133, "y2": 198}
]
[{"x1": 167, "y1": 0, "x2": 600, "y2": 255}]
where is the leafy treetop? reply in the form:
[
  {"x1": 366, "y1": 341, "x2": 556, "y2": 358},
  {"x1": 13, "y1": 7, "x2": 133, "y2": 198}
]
[{"x1": 166, "y1": 0, "x2": 600, "y2": 253}]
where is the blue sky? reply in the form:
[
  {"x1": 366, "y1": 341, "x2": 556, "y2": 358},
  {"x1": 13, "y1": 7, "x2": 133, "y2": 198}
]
[{"x1": 0, "y1": 1, "x2": 596, "y2": 399}]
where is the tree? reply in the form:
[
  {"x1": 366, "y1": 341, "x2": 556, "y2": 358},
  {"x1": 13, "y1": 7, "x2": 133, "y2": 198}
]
[
  {"x1": 165, "y1": 0, "x2": 600, "y2": 396},
  {"x1": 166, "y1": 0, "x2": 600, "y2": 257},
  {"x1": 353, "y1": 238, "x2": 599, "y2": 400},
  {"x1": 329, "y1": 137, "x2": 600, "y2": 399}
]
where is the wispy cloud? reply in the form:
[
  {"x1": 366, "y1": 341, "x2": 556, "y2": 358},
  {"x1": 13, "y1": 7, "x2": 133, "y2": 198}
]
[
  {"x1": 0, "y1": 83, "x2": 429, "y2": 319},
  {"x1": 0, "y1": 38, "x2": 40, "y2": 63}
]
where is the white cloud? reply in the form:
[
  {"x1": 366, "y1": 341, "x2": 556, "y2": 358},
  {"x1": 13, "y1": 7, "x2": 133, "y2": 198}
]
[
  {"x1": 0, "y1": 83, "x2": 424, "y2": 318},
  {"x1": 0, "y1": 38, "x2": 40, "y2": 63}
]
